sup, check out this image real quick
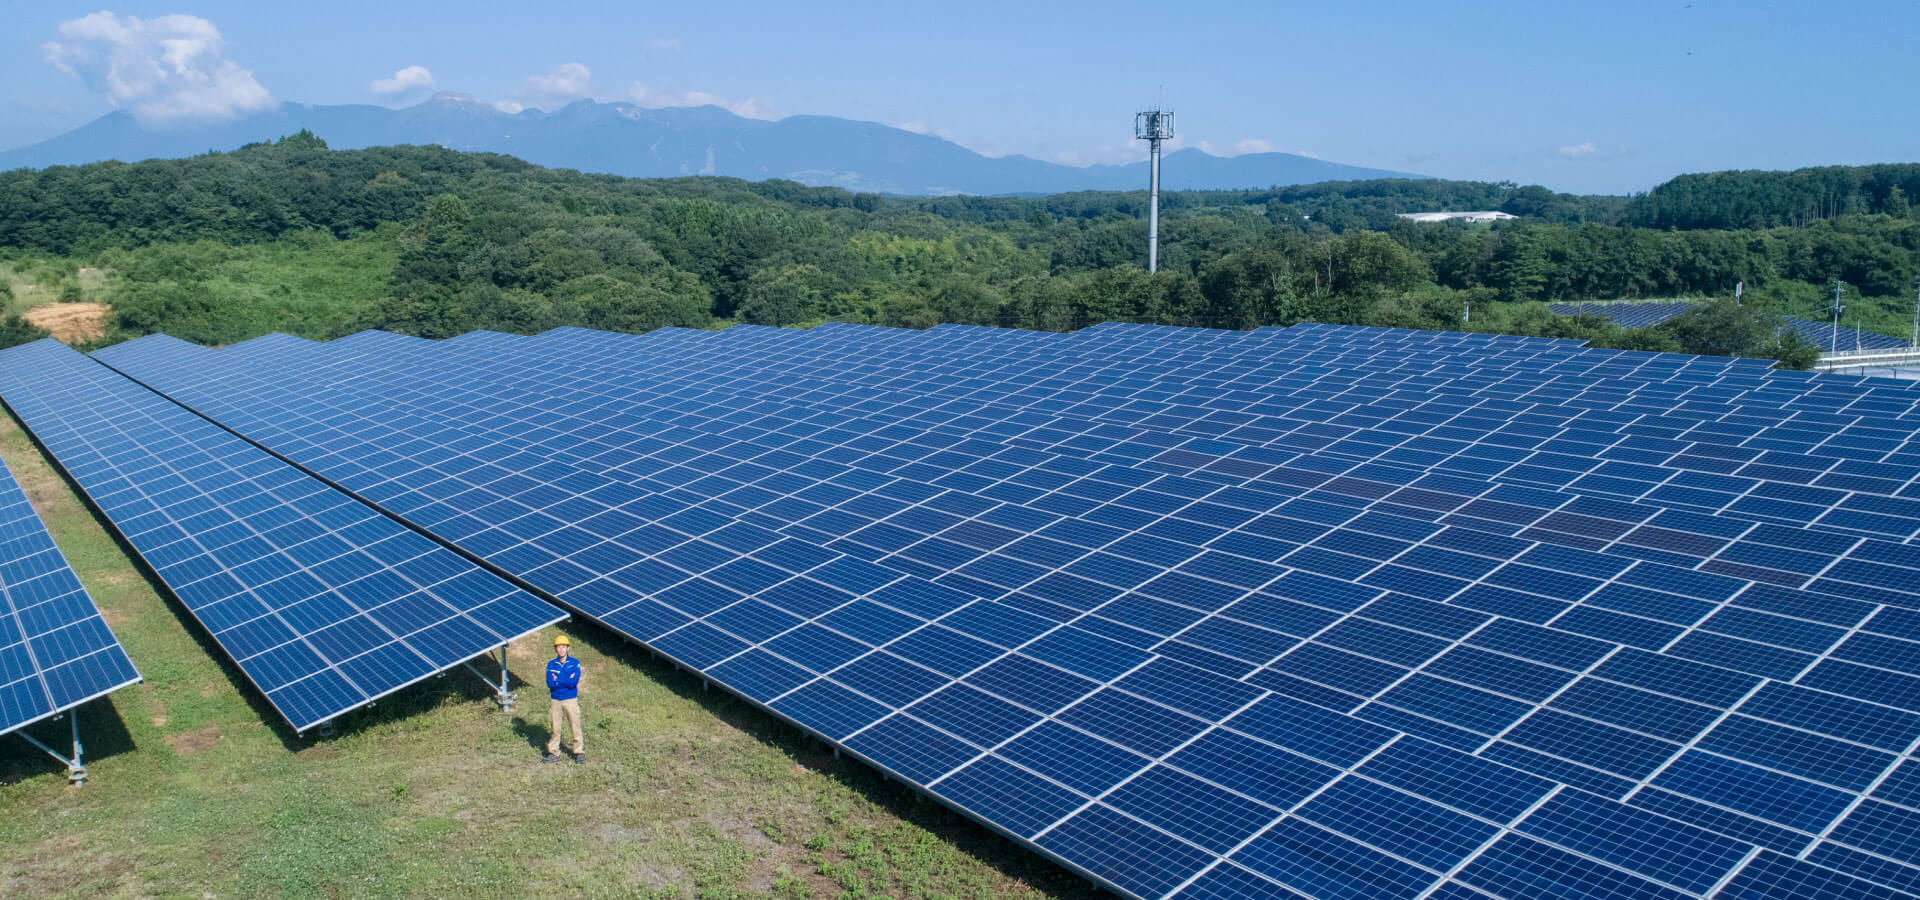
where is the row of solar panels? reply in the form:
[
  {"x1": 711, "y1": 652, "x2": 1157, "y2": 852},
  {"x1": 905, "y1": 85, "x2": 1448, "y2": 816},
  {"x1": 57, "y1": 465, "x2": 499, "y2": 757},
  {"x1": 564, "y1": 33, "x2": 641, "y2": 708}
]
[
  {"x1": 0, "y1": 340, "x2": 568, "y2": 738},
  {"x1": 64, "y1": 321, "x2": 1920, "y2": 899},
  {"x1": 1550, "y1": 302, "x2": 1914, "y2": 352},
  {"x1": 0, "y1": 451, "x2": 139, "y2": 744}
]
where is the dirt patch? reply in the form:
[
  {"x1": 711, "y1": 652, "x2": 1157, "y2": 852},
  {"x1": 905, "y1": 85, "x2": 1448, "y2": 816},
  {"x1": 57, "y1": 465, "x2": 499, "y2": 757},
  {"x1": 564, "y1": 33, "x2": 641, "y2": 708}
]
[
  {"x1": 165, "y1": 724, "x2": 220, "y2": 756},
  {"x1": 24, "y1": 302, "x2": 108, "y2": 344}
]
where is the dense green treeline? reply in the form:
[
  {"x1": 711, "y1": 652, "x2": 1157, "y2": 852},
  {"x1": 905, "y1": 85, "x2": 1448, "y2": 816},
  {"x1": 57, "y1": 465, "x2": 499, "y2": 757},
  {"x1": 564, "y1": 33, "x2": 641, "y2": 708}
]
[
  {"x1": 0, "y1": 133, "x2": 1914, "y2": 363},
  {"x1": 1628, "y1": 164, "x2": 1920, "y2": 230}
]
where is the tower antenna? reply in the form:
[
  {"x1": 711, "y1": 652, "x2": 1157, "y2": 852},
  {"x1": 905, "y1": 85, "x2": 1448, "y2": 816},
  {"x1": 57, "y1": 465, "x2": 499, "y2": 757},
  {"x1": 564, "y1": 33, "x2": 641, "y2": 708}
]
[{"x1": 1135, "y1": 106, "x2": 1174, "y2": 273}]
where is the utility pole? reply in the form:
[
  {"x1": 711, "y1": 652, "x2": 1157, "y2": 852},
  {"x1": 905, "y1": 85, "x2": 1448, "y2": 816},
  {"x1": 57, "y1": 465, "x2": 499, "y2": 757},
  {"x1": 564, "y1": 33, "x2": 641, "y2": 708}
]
[
  {"x1": 1135, "y1": 108, "x2": 1174, "y2": 273},
  {"x1": 1910, "y1": 275, "x2": 1919, "y2": 349},
  {"x1": 1832, "y1": 280, "x2": 1846, "y2": 357}
]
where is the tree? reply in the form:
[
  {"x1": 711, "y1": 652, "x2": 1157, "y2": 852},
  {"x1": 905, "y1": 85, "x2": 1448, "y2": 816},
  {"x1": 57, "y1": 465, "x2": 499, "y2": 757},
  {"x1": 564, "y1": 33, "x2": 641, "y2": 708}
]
[
  {"x1": 1664, "y1": 298, "x2": 1783, "y2": 358},
  {"x1": 737, "y1": 263, "x2": 825, "y2": 326},
  {"x1": 1768, "y1": 329, "x2": 1822, "y2": 370},
  {"x1": 0, "y1": 314, "x2": 49, "y2": 349}
]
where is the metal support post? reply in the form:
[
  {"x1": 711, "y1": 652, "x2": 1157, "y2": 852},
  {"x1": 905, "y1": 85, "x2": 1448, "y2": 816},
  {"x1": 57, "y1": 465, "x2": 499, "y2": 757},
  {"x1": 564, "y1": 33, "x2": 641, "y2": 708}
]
[
  {"x1": 1910, "y1": 276, "x2": 1918, "y2": 349},
  {"x1": 496, "y1": 645, "x2": 514, "y2": 713},
  {"x1": 15, "y1": 712, "x2": 88, "y2": 784},
  {"x1": 461, "y1": 645, "x2": 517, "y2": 712},
  {"x1": 1832, "y1": 280, "x2": 1846, "y2": 357}
]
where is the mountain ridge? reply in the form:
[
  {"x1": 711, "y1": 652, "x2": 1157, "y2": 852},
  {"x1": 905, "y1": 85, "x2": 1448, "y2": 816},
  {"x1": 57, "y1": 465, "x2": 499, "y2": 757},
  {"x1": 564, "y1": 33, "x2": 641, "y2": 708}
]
[{"x1": 0, "y1": 96, "x2": 1424, "y2": 196}]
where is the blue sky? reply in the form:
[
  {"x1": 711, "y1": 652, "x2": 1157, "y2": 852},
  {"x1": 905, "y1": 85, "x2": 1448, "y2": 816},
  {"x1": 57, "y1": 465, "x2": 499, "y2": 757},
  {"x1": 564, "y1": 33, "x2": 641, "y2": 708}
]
[{"x1": 4, "y1": 1, "x2": 1914, "y2": 193}]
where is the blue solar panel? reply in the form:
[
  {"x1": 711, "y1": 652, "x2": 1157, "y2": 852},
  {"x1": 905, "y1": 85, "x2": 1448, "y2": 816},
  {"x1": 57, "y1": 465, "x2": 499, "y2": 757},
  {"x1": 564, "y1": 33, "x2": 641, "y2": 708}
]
[
  {"x1": 1550, "y1": 303, "x2": 1913, "y2": 353},
  {"x1": 0, "y1": 452, "x2": 140, "y2": 740},
  {"x1": 93, "y1": 323, "x2": 1920, "y2": 900},
  {"x1": 0, "y1": 340, "x2": 565, "y2": 733}
]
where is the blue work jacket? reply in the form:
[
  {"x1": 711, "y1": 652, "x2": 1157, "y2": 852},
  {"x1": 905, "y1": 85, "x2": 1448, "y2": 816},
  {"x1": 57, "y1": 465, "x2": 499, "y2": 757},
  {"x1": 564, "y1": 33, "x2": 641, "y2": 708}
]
[{"x1": 546, "y1": 656, "x2": 582, "y2": 700}]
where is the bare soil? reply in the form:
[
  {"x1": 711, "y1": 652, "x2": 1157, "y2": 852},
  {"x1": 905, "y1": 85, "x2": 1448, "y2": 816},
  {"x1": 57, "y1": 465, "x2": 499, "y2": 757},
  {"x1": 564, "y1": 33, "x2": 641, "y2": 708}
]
[
  {"x1": 23, "y1": 302, "x2": 108, "y2": 344},
  {"x1": 164, "y1": 725, "x2": 221, "y2": 756}
]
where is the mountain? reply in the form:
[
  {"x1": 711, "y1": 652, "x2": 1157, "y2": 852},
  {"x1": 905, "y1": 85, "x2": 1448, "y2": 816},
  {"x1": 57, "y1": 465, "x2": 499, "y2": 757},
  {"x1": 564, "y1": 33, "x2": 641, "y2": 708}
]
[{"x1": 0, "y1": 96, "x2": 1422, "y2": 195}]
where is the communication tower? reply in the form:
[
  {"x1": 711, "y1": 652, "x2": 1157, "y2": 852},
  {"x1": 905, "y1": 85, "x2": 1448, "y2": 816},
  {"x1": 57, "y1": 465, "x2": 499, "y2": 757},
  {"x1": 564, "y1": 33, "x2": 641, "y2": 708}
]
[{"x1": 1135, "y1": 107, "x2": 1175, "y2": 273}]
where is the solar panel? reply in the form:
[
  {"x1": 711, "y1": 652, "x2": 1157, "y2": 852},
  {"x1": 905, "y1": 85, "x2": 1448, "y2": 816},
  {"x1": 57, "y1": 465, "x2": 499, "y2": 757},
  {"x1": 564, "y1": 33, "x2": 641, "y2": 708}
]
[
  {"x1": 0, "y1": 339, "x2": 567, "y2": 733},
  {"x1": 0, "y1": 449, "x2": 140, "y2": 781},
  {"x1": 1551, "y1": 302, "x2": 1913, "y2": 352},
  {"x1": 97, "y1": 325, "x2": 1920, "y2": 900}
]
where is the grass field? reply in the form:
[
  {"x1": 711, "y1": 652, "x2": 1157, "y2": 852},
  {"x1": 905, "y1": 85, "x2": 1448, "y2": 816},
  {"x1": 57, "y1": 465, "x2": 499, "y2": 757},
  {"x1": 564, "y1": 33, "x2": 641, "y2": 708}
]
[{"x1": 0, "y1": 414, "x2": 1098, "y2": 899}]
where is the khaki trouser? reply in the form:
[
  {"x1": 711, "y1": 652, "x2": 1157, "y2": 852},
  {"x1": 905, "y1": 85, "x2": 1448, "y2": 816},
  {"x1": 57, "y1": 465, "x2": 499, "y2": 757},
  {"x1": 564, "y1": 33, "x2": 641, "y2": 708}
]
[{"x1": 547, "y1": 698, "x2": 583, "y2": 755}]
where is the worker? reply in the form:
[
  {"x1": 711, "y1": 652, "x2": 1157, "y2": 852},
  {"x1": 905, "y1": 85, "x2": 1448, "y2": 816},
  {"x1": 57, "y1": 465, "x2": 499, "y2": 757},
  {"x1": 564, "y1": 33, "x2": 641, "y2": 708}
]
[{"x1": 542, "y1": 634, "x2": 585, "y2": 764}]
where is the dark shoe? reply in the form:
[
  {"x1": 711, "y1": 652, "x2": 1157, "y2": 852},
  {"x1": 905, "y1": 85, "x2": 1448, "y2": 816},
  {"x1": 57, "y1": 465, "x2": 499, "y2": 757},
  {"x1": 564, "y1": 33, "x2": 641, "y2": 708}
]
[
  {"x1": 541, "y1": 753, "x2": 564, "y2": 763},
  {"x1": 573, "y1": 753, "x2": 586, "y2": 764}
]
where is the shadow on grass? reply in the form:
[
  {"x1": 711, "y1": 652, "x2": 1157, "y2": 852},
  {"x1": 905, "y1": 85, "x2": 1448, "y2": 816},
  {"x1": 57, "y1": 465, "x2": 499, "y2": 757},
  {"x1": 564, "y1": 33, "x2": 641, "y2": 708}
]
[{"x1": 0, "y1": 700, "x2": 139, "y2": 785}]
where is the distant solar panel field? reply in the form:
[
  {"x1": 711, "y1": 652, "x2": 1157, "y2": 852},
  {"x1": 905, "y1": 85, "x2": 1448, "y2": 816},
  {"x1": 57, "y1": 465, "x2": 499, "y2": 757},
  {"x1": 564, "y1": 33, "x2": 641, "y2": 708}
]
[
  {"x1": 65, "y1": 320, "x2": 1920, "y2": 900},
  {"x1": 1551, "y1": 300, "x2": 1912, "y2": 351}
]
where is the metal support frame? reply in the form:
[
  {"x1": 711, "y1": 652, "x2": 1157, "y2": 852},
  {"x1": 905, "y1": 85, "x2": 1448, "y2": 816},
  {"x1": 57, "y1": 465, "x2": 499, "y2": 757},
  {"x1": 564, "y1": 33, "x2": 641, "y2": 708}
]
[
  {"x1": 461, "y1": 644, "x2": 516, "y2": 713},
  {"x1": 15, "y1": 711, "x2": 87, "y2": 785}
]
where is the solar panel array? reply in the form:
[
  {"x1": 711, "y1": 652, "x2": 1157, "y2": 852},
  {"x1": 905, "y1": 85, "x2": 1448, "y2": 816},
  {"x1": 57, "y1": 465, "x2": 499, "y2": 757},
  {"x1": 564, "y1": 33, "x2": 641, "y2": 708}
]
[
  {"x1": 0, "y1": 340, "x2": 566, "y2": 732},
  {"x1": 1549, "y1": 302, "x2": 1697, "y2": 329},
  {"x1": 1783, "y1": 318, "x2": 1914, "y2": 353},
  {"x1": 1551, "y1": 301, "x2": 1912, "y2": 351},
  {"x1": 0, "y1": 452, "x2": 140, "y2": 738},
  {"x1": 93, "y1": 321, "x2": 1920, "y2": 900}
]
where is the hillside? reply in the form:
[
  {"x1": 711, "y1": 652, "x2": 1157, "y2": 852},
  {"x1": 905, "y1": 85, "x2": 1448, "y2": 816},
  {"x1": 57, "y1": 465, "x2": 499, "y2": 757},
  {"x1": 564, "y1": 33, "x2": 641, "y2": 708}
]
[
  {"x1": 0, "y1": 96, "x2": 1420, "y2": 196},
  {"x1": 0, "y1": 137, "x2": 1912, "y2": 366}
]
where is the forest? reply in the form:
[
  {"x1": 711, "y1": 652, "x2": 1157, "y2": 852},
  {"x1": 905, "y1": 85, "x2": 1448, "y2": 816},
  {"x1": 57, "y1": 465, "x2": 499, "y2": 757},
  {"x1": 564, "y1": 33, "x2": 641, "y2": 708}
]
[{"x1": 1, "y1": 131, "x2": 1914, "y2": 368}]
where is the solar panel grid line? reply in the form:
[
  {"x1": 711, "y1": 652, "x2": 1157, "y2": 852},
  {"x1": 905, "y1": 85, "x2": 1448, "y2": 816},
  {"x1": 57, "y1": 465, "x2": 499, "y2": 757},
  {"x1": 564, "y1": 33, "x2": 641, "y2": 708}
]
[
  {"x1": 0, "y1": 340, "x2": 567, "y2": 732},
  {"x1": 1157, "y1": 733, "x2": 1419, "y2": 900},
  {"x1": 1790, "y1": 624, "x2": 1920, "y2": 849},
  {"x1": 101, "y1": 335, "x2": 1920, "y2": 890},
  {"x1": 1395, "y1": 783, "x2": 1571, "y2": 900}
]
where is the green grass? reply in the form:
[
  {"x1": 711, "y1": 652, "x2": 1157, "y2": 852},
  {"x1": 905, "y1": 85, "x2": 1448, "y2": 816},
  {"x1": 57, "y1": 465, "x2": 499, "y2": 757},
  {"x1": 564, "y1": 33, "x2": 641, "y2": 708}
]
[{"x1": 0, "y1": 415, "x2": 1098, "y2": 899}]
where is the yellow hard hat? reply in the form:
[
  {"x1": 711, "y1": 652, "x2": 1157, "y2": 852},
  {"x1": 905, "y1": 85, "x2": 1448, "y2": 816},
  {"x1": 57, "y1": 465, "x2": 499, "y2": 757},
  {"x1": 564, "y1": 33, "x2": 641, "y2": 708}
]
[{"x1": 553, "y1": 634, "x2": 570, "y2": 646}]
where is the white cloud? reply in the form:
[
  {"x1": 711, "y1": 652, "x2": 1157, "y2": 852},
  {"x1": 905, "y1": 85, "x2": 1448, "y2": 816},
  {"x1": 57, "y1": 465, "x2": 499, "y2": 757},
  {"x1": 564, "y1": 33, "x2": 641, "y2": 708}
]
[
  {"x1": 1556, "y1": 141, "x2": 1632, "y2": 161},
  {"x1": 370, "y1": 64, "x2": 434, "y2": 98},
  {"x1": 41, "y1": 12, "x2": 272, "y2": 123},
  {"x1": 514, "y1": 62, "x2": 594, "y2": 109},
  {"x1": 624, "y1": 81, "x2": 779, "y2": 120},
  {"x1": 898, "y1": 120, "x2": 959, "y2": 141},
  {"x1": 1191, "y1": 137, "x2": 1318, "y2": 159},
  {"x1": 1053, "y1": 135, "x2": 1188, "y2": 167},
  {"x1": 492, "y1": 100, "x2": 525, "y2": 114}
]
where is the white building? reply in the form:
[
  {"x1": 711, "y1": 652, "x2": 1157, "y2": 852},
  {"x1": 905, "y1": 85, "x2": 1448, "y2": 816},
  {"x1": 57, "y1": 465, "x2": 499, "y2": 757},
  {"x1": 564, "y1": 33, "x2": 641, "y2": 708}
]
[{"x1": 1396, "y1": 211, "x2": 1518, "y2": 224}]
